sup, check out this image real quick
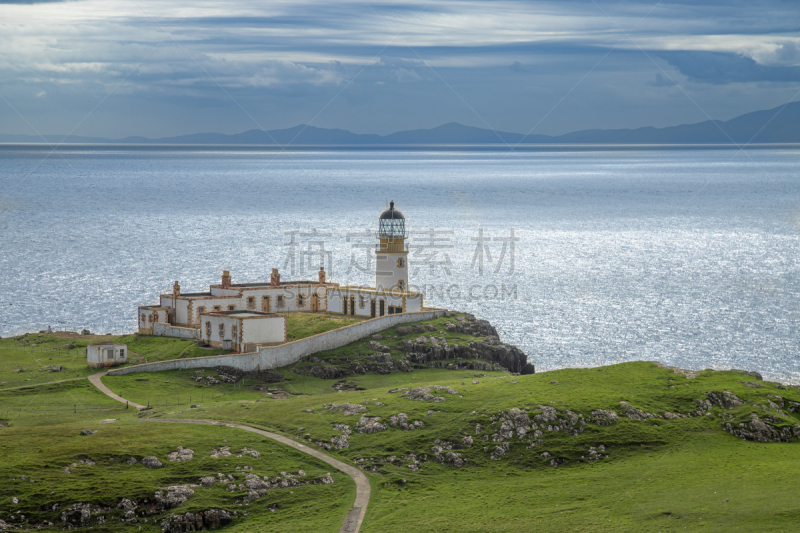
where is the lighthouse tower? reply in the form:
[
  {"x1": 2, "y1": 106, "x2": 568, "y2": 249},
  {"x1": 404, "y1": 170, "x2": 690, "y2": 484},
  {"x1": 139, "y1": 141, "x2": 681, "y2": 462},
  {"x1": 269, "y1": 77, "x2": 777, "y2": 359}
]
[{"x1": 375, "y1": 201, "x2": 409, "y2": 292}]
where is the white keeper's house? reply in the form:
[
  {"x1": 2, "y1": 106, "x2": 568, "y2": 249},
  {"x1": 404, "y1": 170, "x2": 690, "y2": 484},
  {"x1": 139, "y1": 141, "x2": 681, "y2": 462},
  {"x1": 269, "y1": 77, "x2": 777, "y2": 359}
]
[{"x1": 137, "y1": 201, "x2": 424, "y2": 347}]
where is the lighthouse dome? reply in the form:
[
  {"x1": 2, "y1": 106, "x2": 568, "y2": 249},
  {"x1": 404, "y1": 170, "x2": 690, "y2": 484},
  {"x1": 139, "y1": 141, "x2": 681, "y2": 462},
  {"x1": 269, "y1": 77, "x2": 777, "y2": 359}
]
[{"x1": 378, "y1": 201, "x2": 407, "y2": 238}]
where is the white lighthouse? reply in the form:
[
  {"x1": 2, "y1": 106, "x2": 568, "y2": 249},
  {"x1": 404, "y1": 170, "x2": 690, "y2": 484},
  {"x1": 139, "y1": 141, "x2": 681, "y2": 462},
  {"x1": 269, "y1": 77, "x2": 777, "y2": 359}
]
[{"x1": 375, "y1": 201, "x2": 409, "y2": 292}]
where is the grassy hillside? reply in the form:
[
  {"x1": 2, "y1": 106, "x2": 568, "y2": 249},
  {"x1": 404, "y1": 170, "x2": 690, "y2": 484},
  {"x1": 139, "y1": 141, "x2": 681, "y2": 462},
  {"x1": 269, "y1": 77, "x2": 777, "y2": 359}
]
[{"x1": 2, "y1": 315, "x2": 800, "y2": 532}]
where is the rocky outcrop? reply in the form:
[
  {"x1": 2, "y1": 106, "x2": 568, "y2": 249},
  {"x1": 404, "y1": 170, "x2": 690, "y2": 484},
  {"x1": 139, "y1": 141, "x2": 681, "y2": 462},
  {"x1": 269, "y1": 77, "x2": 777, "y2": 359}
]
[
  {"x1": 402, "y1": 334, "x2": 529, "y2": 373},
  {"x1": 310, "y1": 365, "x2": 350, "y2": 380},
  {"x1": 160, "y1": 509, "x2": 232, "y2": 532},
  {"x1": 141, "y1": 456, "x2": 163, "y2": 469},
  {"x1": 723, "y1": 414, "x2": 800, "y2": 443},
  {"x1": 402, "y1": 385, "x2": 458, "y2": 403},
  {"x1": 591, "y1": 409, "x2": 618, "y2": 426},
  {"x1": 325, "y1": 403, "x2": 366, "y2": 416},
  {"x1": 707, "y1": 391, "x2": 746, "y2": 409},
  {"x1": 356, "y1": 416, "x2": 387, "y2": 434},
  {"x1": 167, "y1": 447, "x2": 194, "y2": 462}
]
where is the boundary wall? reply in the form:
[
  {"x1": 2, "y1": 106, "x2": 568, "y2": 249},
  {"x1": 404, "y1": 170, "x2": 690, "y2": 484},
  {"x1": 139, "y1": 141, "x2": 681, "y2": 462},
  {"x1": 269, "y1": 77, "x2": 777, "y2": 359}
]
[
  {"x1": 154, "y1": 323, "x2": 199, "y2": 340},
  {"x1": 108, "y1": 309, "x2": 447, "y2": 376}
]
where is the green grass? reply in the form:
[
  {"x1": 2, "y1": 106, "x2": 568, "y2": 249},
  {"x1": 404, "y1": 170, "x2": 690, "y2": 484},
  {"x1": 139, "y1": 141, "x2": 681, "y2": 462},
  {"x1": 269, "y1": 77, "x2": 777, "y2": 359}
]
[
  {"x1": 132, "y1": 361, "x2": 800, "y2": 532},
  {"x1": 4, "y1": 314, "x2": 800, "y2": 531},
  {"x1": 0, "y1": 422, "x2": 355, "y2": 532},
  {"x1": 285, "y1": 313, "x2": 365, "y2": 342},
  {"x1": 0, "y1": 332, "x2": 230, "y2": 390}
]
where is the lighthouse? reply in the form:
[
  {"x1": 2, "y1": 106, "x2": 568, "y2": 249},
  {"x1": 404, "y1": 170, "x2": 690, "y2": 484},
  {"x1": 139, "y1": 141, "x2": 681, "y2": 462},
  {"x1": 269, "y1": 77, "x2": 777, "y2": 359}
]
[{"x1": 375, "y1": 200, "x2": 409, "y2": 292}]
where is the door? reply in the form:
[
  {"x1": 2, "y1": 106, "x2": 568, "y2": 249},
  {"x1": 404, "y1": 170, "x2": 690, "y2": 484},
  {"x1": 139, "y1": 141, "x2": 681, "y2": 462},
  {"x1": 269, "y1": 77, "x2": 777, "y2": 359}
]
[
  {"x1": 311, "y1": 294, "x2": 319, "y2": 312},
  {"x1": 262, "y1": 296, "x2": 271, "y2": 312},
  {"x1": 343, "y1": 297, "x2": 348, "y2": 315},
  {"x1": 350, "y1": 296, "x2": 356, "y2": 315},
  {"x1": 379, "y1": 300, "x2": 385, "y2": 317},
  {"x1": 370, "y1": 299, "x2": 376, "y2": 318}
]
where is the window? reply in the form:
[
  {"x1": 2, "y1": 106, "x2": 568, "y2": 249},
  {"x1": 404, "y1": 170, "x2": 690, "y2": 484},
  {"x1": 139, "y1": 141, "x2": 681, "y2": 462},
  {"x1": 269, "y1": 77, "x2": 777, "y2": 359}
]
[
  {"x1": 141, "y1": 313, "x2": 146, "y2": 323},
  {"x1": 213, "y1": 305, "x2": 222, "y2": 312},
  {"x1": 359, "y1": 295, "x2": 365, "y2": 308},
  {"x1": 297, "y1": 294, "x2": 305, "y2": 307},
  {"x1": 277, "y1": 295, "x2": 284, "y2": 308},
  {"x1": 262, "y1": 296, "x2": 271, "y2": 312},
  {"x1": 397, "y1": 257, "x2": 405, "y2": 268},
  {"x1": 247, "y1": 297, "x2": 255, "y2": 309},
  {"x1": 206, "y1": 321, "x2": 211, "y2": 337},
  {"x1": 397, "y1": 280, "x2": 405, "y2": 290},
  {"x1": 197, "y1": 306, "x2": 205, "y2": 317},
  {"x1": 231, "y1": 325, "x2": 238, "y2": 341},
  {"x1": 218, "y1": 323, "x2": 225, "y2": 338},
  {"x1": 228, "y1": 305, "x2": 236, "y2": 311},
  {"x1": 104, "y1": 349, "x2": 114, "y2": 360},
  {"x1": 119, "y1": 349, "x2": 125, "y2": 359},
  {"x1": 388, "y1": 305, "x2": 403, "y2": 315}
]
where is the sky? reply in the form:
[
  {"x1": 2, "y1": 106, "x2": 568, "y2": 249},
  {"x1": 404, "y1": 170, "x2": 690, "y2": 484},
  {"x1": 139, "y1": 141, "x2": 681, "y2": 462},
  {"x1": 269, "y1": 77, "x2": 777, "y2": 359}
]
[{"x1": 1, "y1": 0, "x2": 800, "y2": 138}]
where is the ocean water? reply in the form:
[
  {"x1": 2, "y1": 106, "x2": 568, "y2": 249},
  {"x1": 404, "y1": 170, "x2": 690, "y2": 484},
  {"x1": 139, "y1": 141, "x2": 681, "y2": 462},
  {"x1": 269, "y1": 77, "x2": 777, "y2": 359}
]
[{"x1": 1, "y1": 146, "x2": 799, "y2": 382}]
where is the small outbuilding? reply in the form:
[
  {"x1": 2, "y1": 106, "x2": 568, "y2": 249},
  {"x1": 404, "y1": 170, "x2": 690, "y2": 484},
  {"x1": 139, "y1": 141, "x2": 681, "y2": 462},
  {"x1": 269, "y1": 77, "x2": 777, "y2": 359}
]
[{"x1": 87, "y1": 344, "x2": 128, "y2": 368}]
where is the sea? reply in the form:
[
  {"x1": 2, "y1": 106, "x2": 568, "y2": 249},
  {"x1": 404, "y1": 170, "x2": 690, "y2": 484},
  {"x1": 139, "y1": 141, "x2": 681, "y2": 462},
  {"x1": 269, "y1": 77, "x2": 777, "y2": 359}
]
[{"x1": 1, "y1": 145, "x2": 799, "y2": 382}]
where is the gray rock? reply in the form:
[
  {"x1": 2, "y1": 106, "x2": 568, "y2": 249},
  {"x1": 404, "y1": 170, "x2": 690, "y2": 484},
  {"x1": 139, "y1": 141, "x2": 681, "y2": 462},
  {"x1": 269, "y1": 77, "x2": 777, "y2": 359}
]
[
  {"x1": 160, "y1": 509, "x2": 231, "y2": 533},
  {"x1": 79, "y1": 430, "x2": 97, "y2": 436},
  {"x1": 356, "y1": 416, "x2": 387, "y2": 433},
  {"x1": 707, "y1": 391, "x2": 746, "y2": 409},
  {"x1": 591, "y1": 409, "x2": 619, "y2": 426},
  {"x1": 310, "y1": 365, "x2": 350, "y2": 380},
  {"x1": 733, "y1": 369, "x2": 763, "y2": 381},
  {"x1": 723, "y1": 414, "x2": 796, "y2": 443},
  {"x1": 141, "y1": 456, "x2": 163, "y2": 469},
  {"x1": 167, "y1": 446, "x2": 194, "y2": 462}
]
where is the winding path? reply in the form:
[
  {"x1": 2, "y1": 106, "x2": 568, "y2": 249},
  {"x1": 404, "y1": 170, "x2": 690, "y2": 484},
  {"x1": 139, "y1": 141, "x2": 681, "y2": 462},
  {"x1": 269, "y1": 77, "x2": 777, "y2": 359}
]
[
  {"x1": 87, "y1": 372, "x2": 369, "y2": 533},
  {"x1": 88, "y1": 371, "x2": 146, "y2": 409},
  {"x1": 0, "y1": 376, "x2": 86, "y2": 392}
]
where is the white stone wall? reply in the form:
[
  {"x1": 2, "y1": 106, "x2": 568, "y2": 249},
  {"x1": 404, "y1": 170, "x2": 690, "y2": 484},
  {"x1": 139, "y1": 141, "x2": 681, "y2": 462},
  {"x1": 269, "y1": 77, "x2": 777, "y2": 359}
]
[
  {"x1": 154, "y1": 323, "x2": 198, "y2": 339},
  {"x1": 109, "y1": 309, "x2": 447, "y2": 375},
  {"x1": 242, "y1": 316, "x2": 286, "y2": 344}
]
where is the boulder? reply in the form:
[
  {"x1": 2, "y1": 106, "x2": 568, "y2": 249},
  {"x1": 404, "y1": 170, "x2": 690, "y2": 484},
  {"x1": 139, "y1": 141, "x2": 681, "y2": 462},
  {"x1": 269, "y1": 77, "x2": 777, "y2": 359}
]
[
  {"x1": 591, "y1": 409, "x2": 618, "y2": 426},
  {"x1": 141, "y1": 456, "x2": 163, "y2": 469},
  {"x1": 707, "y1": 391, "x2": 746, "y2": 409},
  {"x1": 79, "y1": 430, "x2": 97, "y2": 436},
  {"x1": 396, "y1": 326, "x2": 411, "y2": 336},
  {"x1": 167, "y1": 446, "x2": 194, "y2": 462},
  {"x1": 310, "y1": 365, "x2": 350, "y2": 380},
  {"x1": 723, "y1": 414, "x2": 795, "y2": 443},
  {"x1": 160, "y1": 509, "x2": 232, "y2": 533}
]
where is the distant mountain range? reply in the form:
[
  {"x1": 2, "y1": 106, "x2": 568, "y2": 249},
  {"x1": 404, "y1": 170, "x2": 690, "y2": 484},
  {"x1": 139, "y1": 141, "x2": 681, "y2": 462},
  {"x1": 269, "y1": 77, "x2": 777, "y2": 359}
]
[{"x1": 3, "y1": 102, "x2": 800, "y2": 145}]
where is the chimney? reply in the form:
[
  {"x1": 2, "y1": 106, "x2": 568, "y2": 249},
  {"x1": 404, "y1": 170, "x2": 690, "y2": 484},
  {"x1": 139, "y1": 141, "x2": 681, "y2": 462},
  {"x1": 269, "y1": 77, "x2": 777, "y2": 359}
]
[
  {"x1": 221, "y1": 270, "x2": 231, "y2": 289},
  {"x1": 319, "y1": 266, "x2": 326, "y2": 284},
  {"x1": 271, "y1": 268, "x2": 280, "y2": 287},
  {"x1": 173, "y1": 281, "x2": 181, "y2": 296}
]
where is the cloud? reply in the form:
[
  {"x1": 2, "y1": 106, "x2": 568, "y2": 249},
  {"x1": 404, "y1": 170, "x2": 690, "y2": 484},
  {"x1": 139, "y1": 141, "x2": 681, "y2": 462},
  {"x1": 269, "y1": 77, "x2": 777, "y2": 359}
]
[
  {"x1": 660, "y1": 51, "x2": 800, "y2": 84},
  {"x1": 35, "y1": 90, "x2": 46, "y2": 97},
  {"x1": 392, "y1": 67, "x2": 422, "y2": 83},
  {"x1": 646, "y1": 73, "x2": 678, "y2": 87}
]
